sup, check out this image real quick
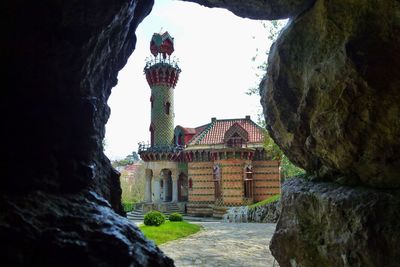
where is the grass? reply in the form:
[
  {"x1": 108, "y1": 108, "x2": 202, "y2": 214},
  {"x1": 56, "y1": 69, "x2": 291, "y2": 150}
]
[
  {"x1": 139, "y1": 220, "x2": 201, "y2": 245},
  {"x1": 248, "y1": 194, "x2": 281, "y2": 209}
]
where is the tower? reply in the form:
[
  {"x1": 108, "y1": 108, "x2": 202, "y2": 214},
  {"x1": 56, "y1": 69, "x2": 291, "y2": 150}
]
[{"x1": 144, "y1": 32, "x2": 181, "y2": 147}]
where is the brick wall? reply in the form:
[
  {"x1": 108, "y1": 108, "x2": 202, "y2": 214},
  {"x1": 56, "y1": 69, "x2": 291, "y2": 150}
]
[
  {"x1": 217, "y1": 159, "x2": 247, "y2": 206},
  {"x1": 187, "y1": 158, "x2": 281, "y2": 216},
  {"x1": 188, "y1": 161, "x2": 214, "y2": 204},
  {"x1": 253, "y1": 160, "x2": 281, "y2": 202}
]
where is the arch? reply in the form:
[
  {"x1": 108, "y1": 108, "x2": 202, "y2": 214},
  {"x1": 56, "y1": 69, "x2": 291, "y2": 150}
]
[
  {"x1": 178, "y1": 172, "x2": 188, "y2": 202},
  {"x1": 161, "y1": 169, "x2": 172, "y2": 202}
]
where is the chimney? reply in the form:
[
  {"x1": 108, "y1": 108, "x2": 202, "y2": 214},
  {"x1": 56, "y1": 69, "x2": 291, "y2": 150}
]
[
  {"x1": 211, "y1": 117, "x2": 217, "y2": 122},
  {"x1": 245, "y1": 115, "x2": 251, "y2": 120}
]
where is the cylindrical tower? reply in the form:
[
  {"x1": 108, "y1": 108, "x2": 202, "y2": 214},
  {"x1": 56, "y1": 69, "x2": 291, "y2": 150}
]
[{"x1": 144, "y1": 32, "x2": 181, "y2": 147}]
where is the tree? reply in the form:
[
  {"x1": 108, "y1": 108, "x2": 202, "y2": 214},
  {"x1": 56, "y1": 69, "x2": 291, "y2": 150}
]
[
  {"x1": 119, "y1": 162, "x2": 146, "y2": 204},
  {"x1": 112, "y1": 151, "x2": 140, "y2": 167}
]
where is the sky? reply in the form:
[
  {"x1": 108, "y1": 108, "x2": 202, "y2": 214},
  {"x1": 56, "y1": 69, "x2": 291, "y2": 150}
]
[{"x1": 105, "y1": 0, "x2": 279, "y2": 160}]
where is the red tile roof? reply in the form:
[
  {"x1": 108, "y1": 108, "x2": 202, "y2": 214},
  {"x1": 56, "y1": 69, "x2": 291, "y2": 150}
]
[
  {"x1": 187, "y1": 117, "x2": 264, "y2": 145},
  {"x1": 124, "y1": 163, "x2": 140, "y2": 173}
]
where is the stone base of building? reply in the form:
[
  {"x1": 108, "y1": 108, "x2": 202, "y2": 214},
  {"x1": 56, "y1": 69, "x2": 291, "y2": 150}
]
[
  {"x1": 186, "y1": 203, "x2": 214, "y2": 217},
  {"x1": 212, "y1": 206, "x2": 228, "y2": 218}
]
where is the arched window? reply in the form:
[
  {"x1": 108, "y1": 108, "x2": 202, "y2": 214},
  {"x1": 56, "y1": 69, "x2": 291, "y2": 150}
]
[
  {"x1": 188, "y1": 178, "x2": 193, "y2": 190},
  {"x1": 150, "y1": 95, "x2": 154, "y2": 108},
  {"x1": 244, "y1": 165, "x2": 253, "y2": 199},
  {"x1": 213, "y1": 165, "x2": 222, "y2": 199},
  {"x1": 165, "y1": 102, "x2": 171, "y2": 115},
  {"x1": 149, "y1": 125, "x2": 154, "y2": 146}
]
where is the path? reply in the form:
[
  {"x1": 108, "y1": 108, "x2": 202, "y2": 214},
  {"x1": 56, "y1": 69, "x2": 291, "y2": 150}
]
[{"x1": 159, "y1": 222, "x2": 278, "y2": 267}]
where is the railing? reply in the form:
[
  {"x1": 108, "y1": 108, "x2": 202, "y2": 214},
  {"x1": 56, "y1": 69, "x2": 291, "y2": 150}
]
[
  {"x1": 144, "y1": 56, "x2": 180, "y2": 71},
  {"x1": 138, "y1": 142, "x2": 184, "y2": 153}
]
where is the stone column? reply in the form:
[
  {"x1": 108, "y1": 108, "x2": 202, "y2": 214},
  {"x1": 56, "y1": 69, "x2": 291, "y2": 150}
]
[
  {"x1": 172, "y1": 175, "x2": 178, "y2": 202},
  {"x1": 145, "y1": 175, "x2": 152, "y2": 203},
  {"x1": 153, "y1": 172, "x2": 161, "y2": 203},
  {"x1": 163, "y1": 174, "x2": 169, "y2": 202}
]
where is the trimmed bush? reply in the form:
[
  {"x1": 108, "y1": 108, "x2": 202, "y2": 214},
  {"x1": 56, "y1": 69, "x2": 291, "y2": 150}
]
[
  {"x1": 144, "y1": 211, "x2": 165, "y2": 226},
  {"x1": 169, "y1": 212, "x2": 183, "y2": 222}
]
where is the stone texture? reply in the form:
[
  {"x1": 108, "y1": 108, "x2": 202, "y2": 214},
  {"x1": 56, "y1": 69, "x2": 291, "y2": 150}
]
[
  {"x1": 270, "y1": 178, "x2": 400, "y2": 267},
  {"x1": 2, "y1": 0, "x2": 174, "y2": 265},
  {"x1": 182, "y1": 0, "x2": 316, "y2": 20},
  {"x1": 223, "y1": 201, "x2": 281, "y2": 223},
  {"x1": 248, "y1": 201, "x2": 281, "y2": 223},
  {"x1": 0, "y1": 191, "x2": 173, "y2": 266},
  {"x1": 261, "y1": 0, "x2": 400, "y2": 188}
]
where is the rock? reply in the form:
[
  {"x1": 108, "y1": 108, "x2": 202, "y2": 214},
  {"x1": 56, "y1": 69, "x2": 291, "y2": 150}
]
[
  {"x1": 223, "y1": 201, "x2": 280, "y2": 223},
  {"x1": 270, "y1": 178, "x2": 400, "y2": 267},
  {"x1": 0, "y1": 190, "x2": 173, "y2": 266},
  {"x1": 248, "y1": 201, "x2": 281, "y2": 223},
  {"x1": 2, "y1": 0, "x2": 175, "y2": 265},
  {"x1": 182, "y1": 0, "x2": 316, "y2": 20},
  {"x1": 261, "y1": 0, "x2": 400, "y2": 188}
]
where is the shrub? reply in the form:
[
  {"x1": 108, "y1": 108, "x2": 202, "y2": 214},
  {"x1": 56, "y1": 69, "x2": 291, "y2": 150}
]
[
  {"x1": 144, "y1": 211, "x2": 165, "y2": 226},
  {"x1": 122, "y1": 202, "x2": 135, "y2": 212},
  {"x1": 169, "y1": 212, "x2": 183, "y2": 222}
]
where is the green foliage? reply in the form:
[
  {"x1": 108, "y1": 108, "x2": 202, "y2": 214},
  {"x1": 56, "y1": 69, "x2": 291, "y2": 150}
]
[
  {"x1": 112, "y1": 152, "x2": 140, "y2": 167},
  {"x1": 168, "y1": 212, "x2": 183, "y2": 222},
  {"x1": 263, "y1": 130, "x2": 283, "y2": 160},
  {"x1": 249, "y1": 194, "x2": 281, "y2": 209},
  {"x1": 119, "y1": 162, "x2": 145, "y2": 204},
  {"x1": 139, "y1": 221, "x2": 201, "y2": 245},
  {"x1": 122, "y1": 202, "x2": 135, "y2": 212},
  {"x1": 246, "y1": 20, "x2": 286, "y2": 97},
  {"x1": 281, "y1": 155, "x2": 306, "y2": 179},
  {"x1": 144, "y1": 211, "x2": 166, "y2": 226}
]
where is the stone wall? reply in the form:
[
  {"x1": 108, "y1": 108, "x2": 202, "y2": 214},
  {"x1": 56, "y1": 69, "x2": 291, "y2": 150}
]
[
  {"x1": 223, "y1": 201, "x2": 281, "y2": 223},
  {"x1": 2, "y1": 0, "x2": 174, "y2": 265},
  {"x1": 271, "y1": 178, "x2": 400, "y2": 267}
]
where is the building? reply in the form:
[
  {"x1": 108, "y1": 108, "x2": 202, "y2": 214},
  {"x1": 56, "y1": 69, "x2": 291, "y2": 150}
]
[{"x1": 138, "y1": 32, "x2": 280, "y2": 217}]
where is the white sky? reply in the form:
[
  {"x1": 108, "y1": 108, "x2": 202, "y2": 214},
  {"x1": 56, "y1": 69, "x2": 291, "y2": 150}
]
[{"x1": 105, "y1": 0, "x2": 278, "y2": 160}]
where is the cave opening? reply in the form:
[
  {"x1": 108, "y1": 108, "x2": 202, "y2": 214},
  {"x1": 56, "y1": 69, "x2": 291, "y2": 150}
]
[{"x1": 4, "y1": 0, "x2": 399, "y2": 266}]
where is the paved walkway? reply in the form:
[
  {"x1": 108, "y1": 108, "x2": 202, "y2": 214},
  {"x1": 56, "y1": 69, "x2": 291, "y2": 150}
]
[{"x1": 159, "y1": 222, "x2": 278, "y2": 267}]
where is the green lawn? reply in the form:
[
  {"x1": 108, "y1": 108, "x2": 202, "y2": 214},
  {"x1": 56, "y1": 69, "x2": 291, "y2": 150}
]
[
  {"x1": 248, "y1": 194, "x2": 281, "y2": 209},
  {"x1": 139, "y1": 221, "x2": 201, "y2": 245}
]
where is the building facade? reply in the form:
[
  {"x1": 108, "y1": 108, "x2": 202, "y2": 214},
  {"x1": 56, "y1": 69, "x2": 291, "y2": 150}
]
[{"x1": 138, "y1": 32, "x2": 280, "y2": 217}]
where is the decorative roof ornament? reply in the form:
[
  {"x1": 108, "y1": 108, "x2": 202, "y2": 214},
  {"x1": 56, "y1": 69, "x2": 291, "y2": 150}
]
[{"x1": 150, "y1": 31, "x2": 175, "y2": 59}]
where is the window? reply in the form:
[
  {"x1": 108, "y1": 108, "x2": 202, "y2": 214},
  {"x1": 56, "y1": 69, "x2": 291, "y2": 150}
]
[
  {"x1": 165, "y1": 102, "x2": 171, "y2": 115},
  {"x1": 149, "y1": 125, "x2": 154, "y2": 146},
  {"x1": 227, "y1": 133, "x2": 244, "y2": 147},
  {"x1": 150, "y1": 95, "x2": 154, "y2": 108},
  {"x1": 213, "y1": 165, "x2": 222, "y2": 199},
  {"x1": 244, "y1": 165, "x2": 253, "y2": 198},
  {"x1": 188, "y1": 178, "x2": 193, "y2": 190}
]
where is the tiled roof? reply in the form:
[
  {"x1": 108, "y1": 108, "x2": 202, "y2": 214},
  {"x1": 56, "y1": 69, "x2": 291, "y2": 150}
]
[
  {"x1": 176, "y1": 126, "x2": 197, "y2": 135},
  {"x1": 124, "y1": 163, "x2": 140, "y2": 173},
  {"x1": 187, "y1": 117, "x2": 264, "y2": 145}
]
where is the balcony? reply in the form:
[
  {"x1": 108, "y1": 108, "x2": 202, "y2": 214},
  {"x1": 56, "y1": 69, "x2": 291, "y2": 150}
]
[{"x1": 138, "y1": 142, "x2": 184, "y2": 154}]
